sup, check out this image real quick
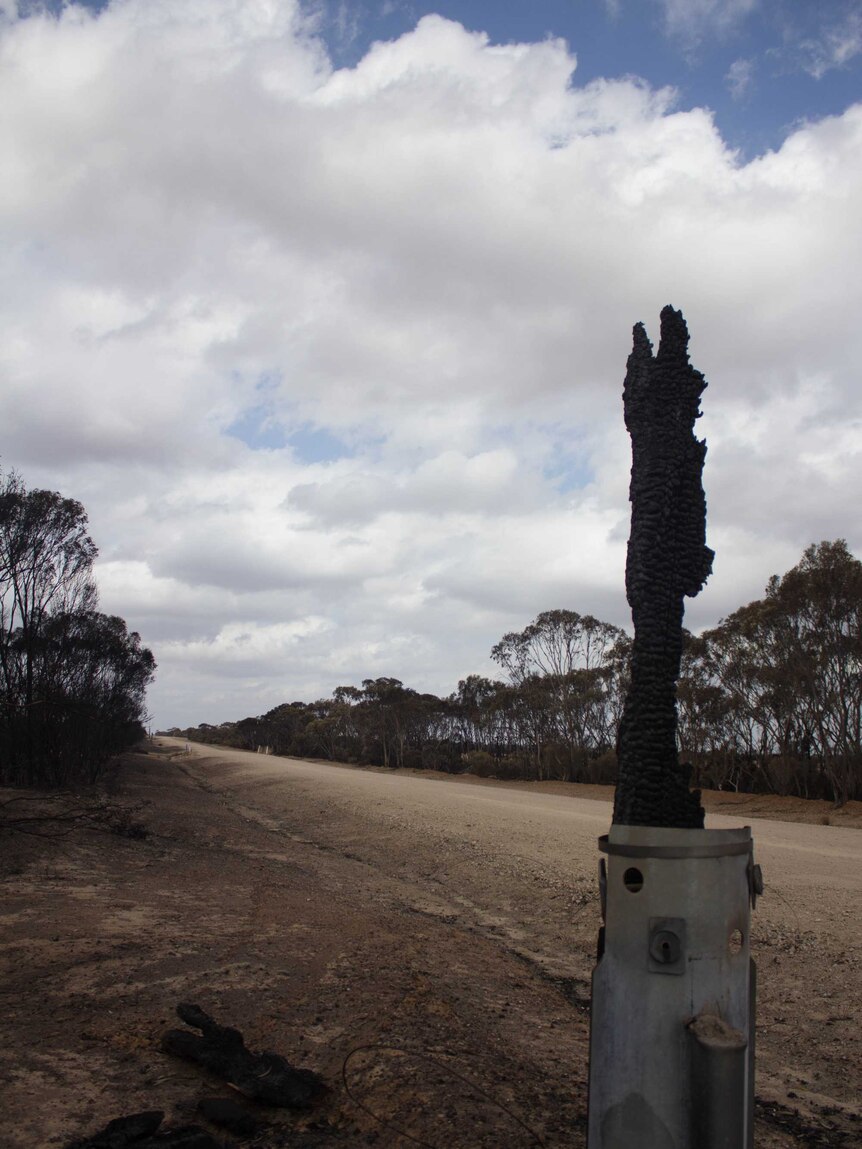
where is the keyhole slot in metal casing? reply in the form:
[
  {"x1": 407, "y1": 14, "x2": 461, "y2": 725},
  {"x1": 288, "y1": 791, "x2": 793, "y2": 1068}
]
[{"x1": 648, "y1": 918, "x2": 686, "y2": 974}]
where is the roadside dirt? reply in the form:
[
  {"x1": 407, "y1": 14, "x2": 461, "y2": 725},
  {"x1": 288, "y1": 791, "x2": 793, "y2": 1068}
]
[{"x1": 0, "y1": 742, "x2": 859, "y2": 1148}]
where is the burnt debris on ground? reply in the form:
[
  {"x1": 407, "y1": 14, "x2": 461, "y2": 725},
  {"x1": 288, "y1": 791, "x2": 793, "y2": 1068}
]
[
  {"x1": 64, "y1": 1110, "x2": 223, "y2": 1149},
  {"x1": 65, "y1": 1004, "x2": 328, "y2": 1149},
  {"x1": 162, "y1": 1002, "x2": 326, "y2": 1109}
]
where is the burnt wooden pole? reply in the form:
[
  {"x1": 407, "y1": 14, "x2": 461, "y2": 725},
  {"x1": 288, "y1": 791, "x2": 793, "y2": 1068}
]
[
  {"x1": 614, "y1": 305, "x2": 713, "y2": 829},
  {"x1": 587, "y1": 307, "x2": 761, "y2": 1149}
]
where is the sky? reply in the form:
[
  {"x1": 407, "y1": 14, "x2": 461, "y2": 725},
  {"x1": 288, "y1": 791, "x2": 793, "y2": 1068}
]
[{"x1": 1, "y1": 0, "x2": 860, "y2": 730}]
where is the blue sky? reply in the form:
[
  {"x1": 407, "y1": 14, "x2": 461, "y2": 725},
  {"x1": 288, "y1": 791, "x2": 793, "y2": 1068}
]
[{"x1": 1, "y1": 0, "x2": 860, "y2": 726}]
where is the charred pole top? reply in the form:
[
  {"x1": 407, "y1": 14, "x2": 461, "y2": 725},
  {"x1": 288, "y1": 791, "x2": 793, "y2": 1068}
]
[{"x1": 613, "y1": 305, "x2": 714, "y2": 828}]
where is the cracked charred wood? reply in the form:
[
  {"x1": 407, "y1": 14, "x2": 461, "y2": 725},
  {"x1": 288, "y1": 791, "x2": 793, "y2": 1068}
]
[
  {"x1": 196, "y1": 1097, "x2": 261, "y2": 1137},
  {"x1": 64, "y1": 1112, "x2": 164, "y2": 1149},
  {"x1": 64, "y1": 1111, "x2": 224, "y2": 1149},
  {"x1": 162, "y1": 1002, "x2": 324, "y2": 1109},
  {"x1": 613, "y1": 305, "x2": 713, "y2": 828}
]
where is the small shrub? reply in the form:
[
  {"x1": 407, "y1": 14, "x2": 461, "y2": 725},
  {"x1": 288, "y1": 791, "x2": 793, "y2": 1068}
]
[{"x1": 461, "y1": 750, "x2": 496, "y2": 777}]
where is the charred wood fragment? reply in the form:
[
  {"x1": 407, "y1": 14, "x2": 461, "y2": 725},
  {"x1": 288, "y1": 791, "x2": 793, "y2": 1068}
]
[
  {"x1": 161, "y1": 1002, "x2": 324, "y2": 1109},
  {"x1": 64, "y1": 1111, "x2": 223, "y2": 1149},
  {"x1": 613, "y1": 305, "x2": 713, "y2": 828},
  {"x1": 196, "y1": 1097, "x2": 261, "y2": 1137}
]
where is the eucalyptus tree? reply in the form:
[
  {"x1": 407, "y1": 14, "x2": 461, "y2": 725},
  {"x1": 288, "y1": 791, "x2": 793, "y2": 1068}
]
[
  {"x1": 759, "y1": 541, "x2": 861, "y2": 801},
  {"x1": 677, "y1": 632, "x2": 738, "y2": 791},
  {"x1": 686, "y1": 541, "x2": 861, "y2": 802},
  {"x1": 0, "y1": 471, "x2": 155, "y2": 786},
  {"x1": 356, "y1": 677, "x2": 419, "y2": 768},
  {"x1": 36, "y1": 609, "x2": 155, "y2": 784},
  {"x1": 491, "y1": 609, "x2": 628, "y2": 778},
  {"x1": 450, "y1": 674, "x2": 505, "y2": 753}
]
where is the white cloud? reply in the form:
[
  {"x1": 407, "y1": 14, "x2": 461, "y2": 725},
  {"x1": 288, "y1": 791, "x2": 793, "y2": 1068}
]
[
  {"x1": 726, "y1": 57, "x2": 754, "y2": 100},
  {"x1": 799, "y1": 11, "x2": 862, "y2": 79},
  {"x1": 1, "y1": 1, "x2": 861, "y2": 727},
  {"x1": 162, "y1": 616, "x2": 334, "y2": 668},
  {"x1": 657, "y1": 0, "x2": 758, "y2": 46}
]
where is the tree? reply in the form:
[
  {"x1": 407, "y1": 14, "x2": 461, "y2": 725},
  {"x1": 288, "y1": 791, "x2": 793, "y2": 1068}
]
[
  {"x1": 358, "y1": 678, "x2": 419, "y2": 768},
  {"x1": 0, "y1": 471, "x2": 155, "y2": 786},
  {"x1": 491, "y1": 610, "x2": 628, "y2": 779},
  {"x1": 450, "y1": 675, "x2": 505, "y2": 754},
  {"x1": 34, "y1": 609, "x2": 156, "y2": 784},
  {"x1": 677, "y1": 632, "x2": 738, "y2": 791},
  {"x1": 763, "y1": 541, "x2": 862, "y2": 802},
  {"x1": 682, "y1": 541, "x2": 862, "y2": 804}
]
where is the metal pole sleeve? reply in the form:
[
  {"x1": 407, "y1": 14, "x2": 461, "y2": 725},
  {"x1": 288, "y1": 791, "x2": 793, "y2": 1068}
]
[{"x1": 688, "y1": 1014, "x2": 747, "y2": 1149}]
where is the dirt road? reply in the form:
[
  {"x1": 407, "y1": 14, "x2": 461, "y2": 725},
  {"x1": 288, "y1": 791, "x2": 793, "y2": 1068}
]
[{"x1": 1, "y1": 741, "x2": 859, "y2": 1147}]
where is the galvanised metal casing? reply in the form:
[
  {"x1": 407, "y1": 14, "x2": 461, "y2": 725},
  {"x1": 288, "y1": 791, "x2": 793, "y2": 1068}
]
[{"x1": 587, "y1": 825, "x2": 757, "y2": 1149}]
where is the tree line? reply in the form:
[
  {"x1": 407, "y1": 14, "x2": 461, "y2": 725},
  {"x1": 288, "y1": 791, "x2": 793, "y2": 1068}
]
[
  {"x1": 0, "y1": 471, "x2": 156, "y2": 788},
  {"x1": 170, "y1": 540, "x2": 862, "y2": 805}
]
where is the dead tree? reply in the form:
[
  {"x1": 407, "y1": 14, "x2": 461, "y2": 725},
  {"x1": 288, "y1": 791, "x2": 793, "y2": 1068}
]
[{"x1": 613, "y1": 306, "x2": 714, "y2": 828}]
